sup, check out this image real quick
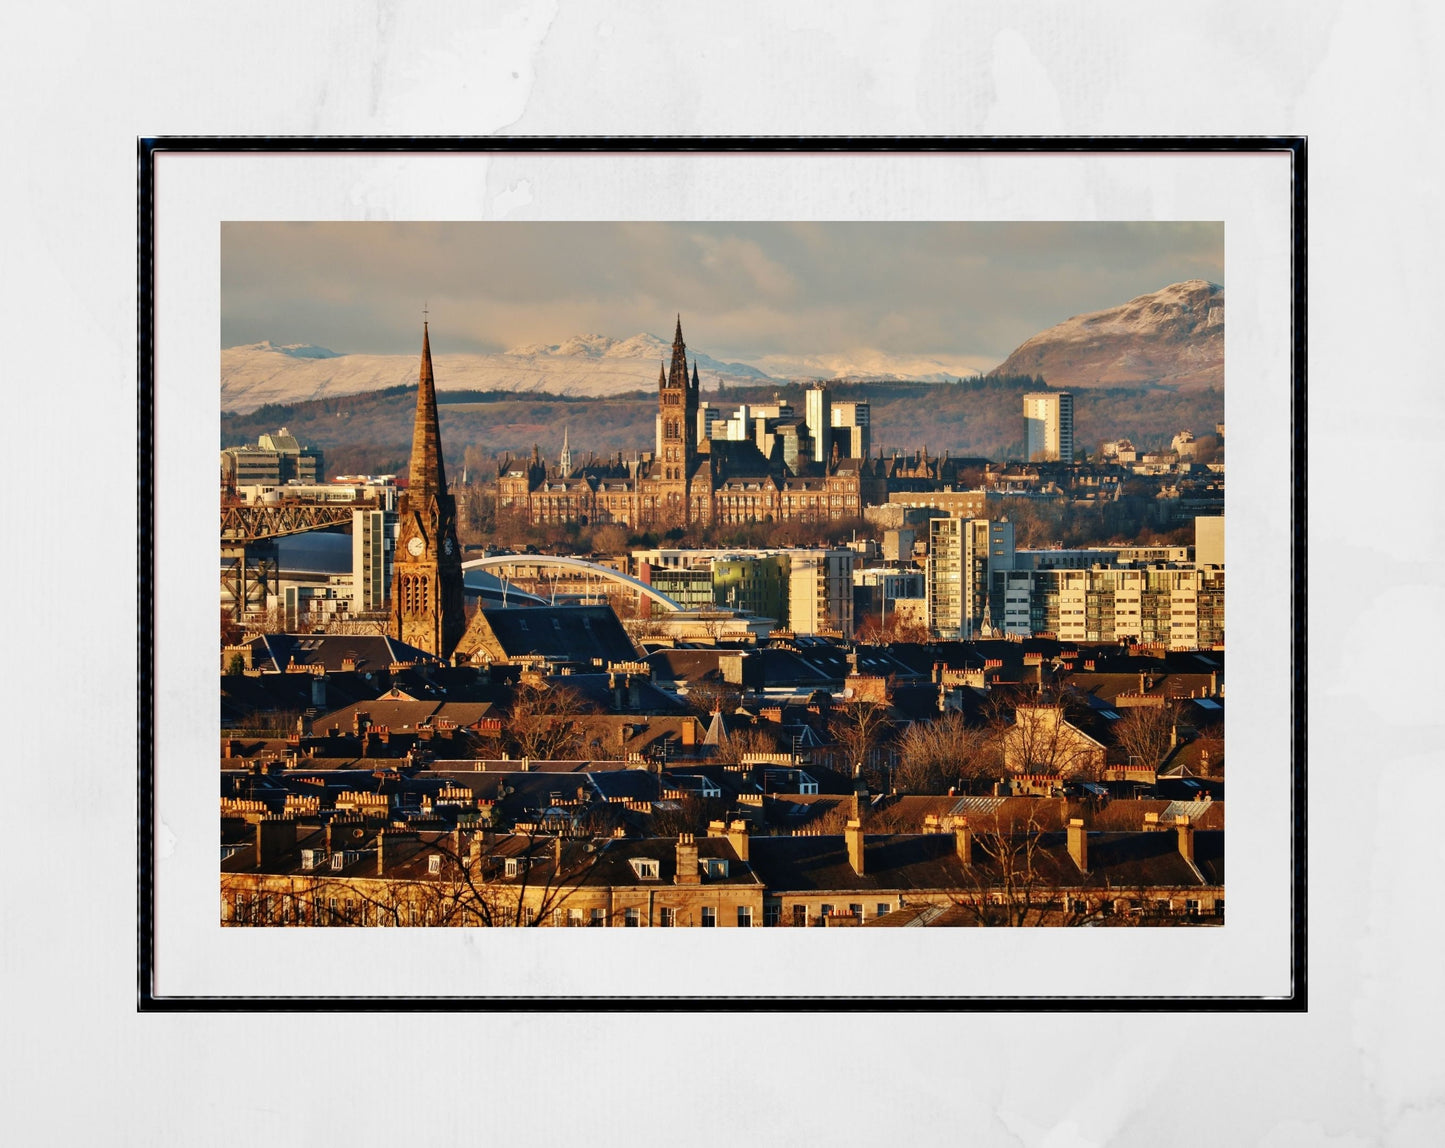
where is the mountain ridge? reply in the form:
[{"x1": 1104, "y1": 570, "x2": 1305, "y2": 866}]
[
  {"x1": 988, "y1": 280, "x2": 1223, "y2": 390},
  {"x1": 220, "y1": 281, "x2": 1224, "y2": 413}
]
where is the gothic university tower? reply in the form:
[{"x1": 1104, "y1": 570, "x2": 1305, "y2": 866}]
[
  {"x1": 654, "y1": 315, "x2": 699, "y2": 523},
  {"x1": 391, "y1": 322, "x2": 465, "y2": 658}
]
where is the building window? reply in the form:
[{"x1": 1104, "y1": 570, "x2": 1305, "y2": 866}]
[
  {"x1": 737, "y1": 906, "x2": 753, "y2": 928},
  {"x1": 701, "y1": 906, "x2": 717, "y2": 927},
  {"x1": 876, "y1": 903, "x2": 890, "y2": 919},
  {"x1": 567, "y1": 908, "x2": 584, "y2": 927},
  {"x1": 792, "y1": 904, "x2": 807, "y2": 928},
  {"x1": 589, "y1": 908, "x2": 606, "y2": 927},
  {"x1": 764, "y1": 904, "x2": 781, "y2": 927},
  {"x1": 624, "y1": 907, "x2": 640, "y2": 927},
  {"x1": 659, "y1": 906, "x2": 676, "y2": 928},
  {"x1": 849, "y1": 903, "x2": 863, "y2": 920}
]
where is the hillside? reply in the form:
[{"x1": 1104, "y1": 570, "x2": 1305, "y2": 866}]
[
  {"x1": 222, "y1": 378, "x2": 1222, "y2": 479},
  {"x1": 989, "y1": 280, "x2": 1223, "y2": 390}
]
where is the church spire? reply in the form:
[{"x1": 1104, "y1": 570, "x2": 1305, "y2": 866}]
[
  {"x1": 667, "y1": 315, "x2": 688, "y2": 390},
  {"x1": 407, "y1": 321, "x2": 447, "y2": 503},
  {"x1": 691, "y1": 358, "x2": 700, "y2": 392}
]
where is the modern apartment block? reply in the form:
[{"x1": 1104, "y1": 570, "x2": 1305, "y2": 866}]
[
  {"x1": 1022, "y1": 392, "x2": 1075, "y2": 463},
  {"x1": 805, "y1": 384, "x2": 831, "y2": 463},
  {"x1": 351, "y1": 507, "x2": 397, "y2": 614},
  {"x1": 830, "y1": 400, "x2": 871, "y2": 459},
  {"x1": 926, "y1": 517, "x2": 1015, "y2": 639},
  {"x1": 992, "y1": 563, "x2": 1225, "y2": 649}
]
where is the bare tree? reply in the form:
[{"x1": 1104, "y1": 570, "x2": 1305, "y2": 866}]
[
  {"x1": 1113, "y1": 702, "x2": 1180, "y2": 773},
  {"x1": 854, "y1": 612, "x2": 932, "y2": 646},
  {"x1": 686, "y1": 679, "x2": 743, "y2": 717},
  {"x1": 827, "y1": 701, "x2": 895, "y2": 788},
  {"x1": 948, "y1": 812, "x2": 1108, "y2": 927},
  {"x1": 894, "y1": 713, "x2": 1001, "y2": 795},
  {"x1": 1000, "y1": 703, "x2": 1104, "y2": 780},
  {"x1": 713, "y1": 725, "x2": 782, "y2": 765},
  {"x1": 503, "y1": 680, "x2": 589, "y2": 761}
]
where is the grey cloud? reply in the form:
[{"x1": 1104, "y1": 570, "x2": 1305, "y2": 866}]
[{"x1": 222, "y1": 221, "x2": 1222, "y2": 365}]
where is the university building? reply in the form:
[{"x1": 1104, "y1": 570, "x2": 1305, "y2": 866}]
[{"x1": 494, "y1": 318, "x2": 980, "y2": 531}]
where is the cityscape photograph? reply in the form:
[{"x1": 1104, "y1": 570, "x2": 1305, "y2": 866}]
[{"x1": 218, "y1": 221, "x2": 1225, "y2": 928}]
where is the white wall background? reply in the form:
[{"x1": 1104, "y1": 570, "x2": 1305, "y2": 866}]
[{"x1": 4, "y1": 2, "x2": 1443, "y2": 1143}]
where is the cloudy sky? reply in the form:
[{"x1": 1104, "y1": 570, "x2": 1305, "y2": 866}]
[{"x1": 222, "y1": 221, "x2": 1222, "y2": 373}]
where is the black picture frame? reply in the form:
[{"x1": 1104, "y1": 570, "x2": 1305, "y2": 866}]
[{"x1": 139, "y1": 135, "x2": 1305, "y2": 1011}]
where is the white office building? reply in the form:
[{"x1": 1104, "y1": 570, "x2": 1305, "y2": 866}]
[{"x1": 1023, "y1": 391, "x2": 1075, "y2": 463}]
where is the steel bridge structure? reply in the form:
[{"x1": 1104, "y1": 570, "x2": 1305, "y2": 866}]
[
  {"x1": 221, "y1": 503, "x2": 359, "y2": 619},
  {"x1": 460, "y1": 554, "x2": 684, "y2": 613}
]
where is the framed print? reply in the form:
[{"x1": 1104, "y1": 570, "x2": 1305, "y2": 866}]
[{"x1": 140, "y1": 137, "x2": 1304, "y2": 1008}]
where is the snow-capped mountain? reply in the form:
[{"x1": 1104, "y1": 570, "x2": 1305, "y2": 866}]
[
  {"x1": 989, "y1": 280, "x2": 1224, "y2": 389},
  {"x1": 752, "y1": 349, "x2": 991, "y2": 383},
  {"x1": 220, "y1": 332, "x2": 773, "y2": 413}
]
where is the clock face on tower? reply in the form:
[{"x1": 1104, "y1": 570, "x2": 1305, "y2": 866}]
[{"x1": 407, "y1": 536, "x2": 425, "y2": 557}]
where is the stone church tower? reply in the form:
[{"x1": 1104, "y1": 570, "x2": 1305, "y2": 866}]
[
  {"x1": 653, "y1": 315, "x2": 699, "y2": 525},
  {"x1": 391, "y1": 322, "x2": 465, "y2": 658}
]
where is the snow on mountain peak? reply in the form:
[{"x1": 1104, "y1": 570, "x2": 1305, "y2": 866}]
[{"x1": 237, "y1": 340, "x2": 340, "y2": 359}]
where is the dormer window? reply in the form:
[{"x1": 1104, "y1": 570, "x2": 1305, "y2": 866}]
[
  {"x1": 704, "y1": 858, "x2": 729, "y2": 879},
  {"x1": 630, "y1": 858, "x2": 661, "y2": 881},
  {"x1": 504, "y1": 857, "x2": 530, "y2": 878},
  {"x1": 428, "y1": 854, "x2": 441, "y2": 875}
]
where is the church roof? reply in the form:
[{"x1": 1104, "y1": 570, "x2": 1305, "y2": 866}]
[{"x1": 454, "y1": 605, "x2": 643, "y2": 666}]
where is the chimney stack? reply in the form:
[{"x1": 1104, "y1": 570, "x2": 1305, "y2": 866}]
[
  {"x1": 727, "y1": 820, "x2": 750, "y2": 863},
  {"x1": 255, "y1": 815, "x2": 296, "y2": 869},
  {"x1": 1066, "y1": 818, "x2": 1088, "y2": 872},
  {"x1": 955, "y1": 818, "x2": 972, "y2": 866},
  {"x1": 376, "y1": 829, "x2": 388, "y2": 875},
  {"x1": 674, "y1": 833, "x2": 700, "y2": 884},
  {"x1": 845, "y1": 819, "x2": 865, "y2": 875},
  {"x1": 1175, "y1": 815, "x2": 1195, "y2": 864}
]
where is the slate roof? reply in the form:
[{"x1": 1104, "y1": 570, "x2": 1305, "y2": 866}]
[
  {"x1": 458, "y1": 605, "x2": 643, "y2": 666},
  {"x1": 221, "y1": 671, "x2": 376, "y2": 727},
  {"x1": 541, "y1": 672, "x2": 685, "y2": 714},
  {"x1": 245, "y1": 633, "x2": 438, "y2": 674},
  {"x1": 748, "y1": 828, "x2": 1223, "y2": 894}
]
